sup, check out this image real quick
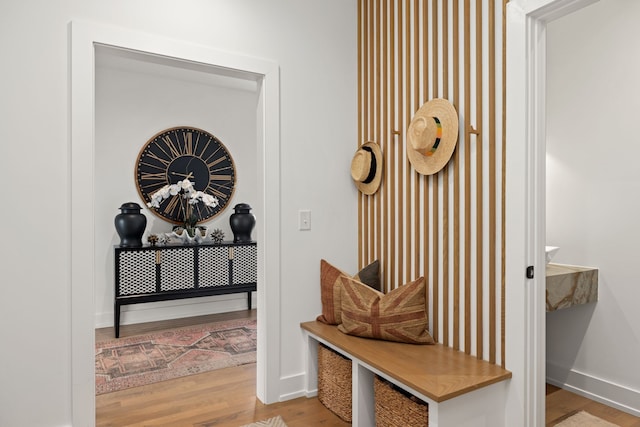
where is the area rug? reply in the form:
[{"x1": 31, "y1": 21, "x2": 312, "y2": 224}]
[
  {"x1": 95, "y1": 317, "x2": 256, "y2": 395},
  {"x1": 554, "y1": 411, "x2": 619, "y2": 427},
  {"x1": 240, "y1": 416, "x2": 288, "y2": 427}
]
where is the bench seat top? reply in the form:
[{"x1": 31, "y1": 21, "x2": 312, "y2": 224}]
[{"x1": 301, "y1": 320, "x2": 511, "y2": 403}]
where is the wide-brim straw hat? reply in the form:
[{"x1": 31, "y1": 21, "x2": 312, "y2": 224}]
[
  {"x1": 350, "y1": 141, "x2": 383, "y2": 195},
  {"x1": 407, "y1": 98, "x2": 459, "y2": 175}
]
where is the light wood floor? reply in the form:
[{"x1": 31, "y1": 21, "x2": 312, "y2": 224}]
[
  {"x1": 96, "y1": 312, "x2": 639, "y2": 426},
  {"x1": 96, "y1": 310, "x2": 349, "y2": 427},
  {"x1": 546, "y1": 384, "x2": 640, "y2": 426}
]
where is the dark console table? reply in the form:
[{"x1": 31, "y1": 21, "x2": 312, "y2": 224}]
[{"x1": 114, "y1": 241, "x2": 257, "y2": 338}]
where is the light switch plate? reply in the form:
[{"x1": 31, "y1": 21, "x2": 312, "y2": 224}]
[{"x1": 298, "y1": 209, "x2": 311, "y2": 230}]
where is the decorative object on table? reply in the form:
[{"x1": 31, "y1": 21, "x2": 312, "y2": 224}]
[
  {"x1": 158, "y1": 234, "x2": 170, "y2": 245},
  {"x1": 146, "y1": 178, "x2": 218, "y2": 240},
  {"x1": 407, "y1": 98, "x2": 459, "y2": 175},
  {"x1": 114, "y1": 202, "x2": 147, "y2": 247},
  {"x1": 170, "y1": 224, "x2": 208, "y2": 244},
  {"x1": 230, "y1": 203, "x2": 255, "y2": 243},
  {"x1": 210, "y1": 228, "x2": 225, "y2": 244},
  {"x1": 135, "y1": 126, "x2": 236, "y2": 224},
  {"x1": 350, "y1": 141, "x2": 383, "y2": 195},
  {"x1": 146, "y1": 234, "x2": 159, "y2": 246}
]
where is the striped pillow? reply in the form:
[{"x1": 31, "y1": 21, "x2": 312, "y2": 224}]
[
  {"x1": 338, "y1": 276, "x2": 434, "y2": 344},
  {"x1": 316, "y1": 259, "x2": 381, "y2": 325}
]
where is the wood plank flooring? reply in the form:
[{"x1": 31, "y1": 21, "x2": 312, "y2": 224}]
[
  {"x1": 96, "y1": 311, "x2": 349, "y2": 427},
  {"x1": 96, "y1": 311, "x2": 639, "y2": 426},
  {"x1": 546, "y1": 384, "x2": 640, "y2": 426}
]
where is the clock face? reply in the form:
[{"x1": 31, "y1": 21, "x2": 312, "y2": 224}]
[{"x1": 135, "y1": 126, "x2": 236, "y2": 224}]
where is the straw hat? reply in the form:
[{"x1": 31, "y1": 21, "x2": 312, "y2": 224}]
[
  {"x1": 350, "y1": 142, "x2": 383, "y2": 195},
  {"x1": 407, "y1": 98, "x2": 459, "y2": 175}
]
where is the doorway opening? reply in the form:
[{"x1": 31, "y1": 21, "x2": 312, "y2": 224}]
[
  {"x1": 505, "y1": 0, "x2": 599, "y2": 425},
  {"x1": 70, "y1": 21, "x2": 281, "y2": 425}
]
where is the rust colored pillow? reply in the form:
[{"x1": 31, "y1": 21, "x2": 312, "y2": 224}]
[
  {"x1": 338, "y1": 276, "x2": 434, "y2": 344},
  {"x1": 316, "y1": 259, "x2": 381, "y2": 325}
]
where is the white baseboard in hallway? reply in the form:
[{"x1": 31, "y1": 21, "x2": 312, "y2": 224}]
[
  {"x1": 95, "y1": 292, "x2": 256, "y2": 328},
  {"x1": 547, "y1": 361, "x2": 640, "y2": 418}
]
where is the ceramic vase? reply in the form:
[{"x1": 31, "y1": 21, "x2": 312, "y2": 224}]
[
  {"x1": 230, "y1": 203, "x2": 255, "y2": 243},
  {"x1": 115, "y1": 202, "x2": 147, "y2": 247}
]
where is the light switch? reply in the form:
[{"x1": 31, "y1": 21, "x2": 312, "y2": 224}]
[{"x1": 298, "y1": 209, "x2": 311, "y2": 230}]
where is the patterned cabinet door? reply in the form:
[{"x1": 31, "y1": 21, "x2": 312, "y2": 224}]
[
  {"x1": 198, "y1": 245, "x2": 229, "y2": 287},
  {"x1": 159, "y1": 247, "x2": 195, "y2": 291},
  {"x1": 117, "y1": 249, "x2": 156, "y2": 296},
  {"x1": 232, "y1": 244, "x2": 257, "y2": 285}
]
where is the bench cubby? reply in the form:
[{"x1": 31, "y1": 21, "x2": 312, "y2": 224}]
[{"x1": 301, "y1": 320, "x2": 512, "y2": 427}]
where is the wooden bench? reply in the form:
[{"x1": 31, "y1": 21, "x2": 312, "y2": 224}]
[{"x1": 301, "y1": 321, "x2": 512, "y2": 427}]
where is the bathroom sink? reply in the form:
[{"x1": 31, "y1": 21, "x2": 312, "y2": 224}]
[{"x1": 545, "y1": 246, "x2": 560, "y2": 264}]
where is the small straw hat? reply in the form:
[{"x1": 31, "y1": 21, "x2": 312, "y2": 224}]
[
  {"x1": 350, "y1": 141, "x2": 383, "y2": 195},
  {"x1": 407, "y1": 98, "x2": 459, "y2": 175}
]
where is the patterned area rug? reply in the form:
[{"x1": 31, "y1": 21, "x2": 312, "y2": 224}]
[
  {"x1": 95, "y1": 318, "x2": 256, "y2": 395},
  {"x1": 554, "y1": 411, "x2": 619, "y2": 426},
  {"x1": 240, "y1": 416, "x2": 288, "y2": 427}
]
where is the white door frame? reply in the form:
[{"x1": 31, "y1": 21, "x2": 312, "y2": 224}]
[
  {"x1": 504, "y1": 0, "x2": 598, "y2": 425},
  {"x1": 70, "y1": 21, "x2": 281, "y2": 425}
]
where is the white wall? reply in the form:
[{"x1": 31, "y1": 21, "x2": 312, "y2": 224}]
[
  {"x1": 95, "y1": 47, "x2": 259, "y2": 326},
  {"x1": 546, "y1": 0, "x2": 640, "y2": 415},
  {"x1": 0, "y1": 1, "x2": 357, "y2": 426}
]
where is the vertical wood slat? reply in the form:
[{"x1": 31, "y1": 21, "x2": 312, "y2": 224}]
[
  {"x1": 397, "y1": 0, "x2": 405, "y2": 290},
  {"x1": 412, "y1": 0, "x2": 420, "y2": 283},
  {"x1": 501, "y1": 0, "x2": 508, "y2": 368},
  {"x1": 463, "y1": 0, "x2": 472, "y2": 356},
  {"x1": 357, "y1": 0, "x2": 505, "y2": 365},
  {"x1": 371, "y1": 0, "x2": 379, "y2": 267},
  {"x1": 475, "y1": 0, "x2": 484, "y2": 360},
  {"x1": 386, "y1": 1, "x2": 402, "y2": 290},
  {"x1": 442, "y1": 0, "x2": 452, "y2": 352},
  {"x1": 452, "y1": 0, "x2": 461, "y2": 353},
  {"x1": 396, "y1": 0, "x2": 402, "y2": 289},
  {"x1": 404, "y1": 0, "x2": 411, "y2": 283},
  {"x1": 376, "y1": 0, "x2": 383, "y2": 272},
  {"x1": 423, "y1": 0, "x2": 435, "y2": 342},
  {"x1": 488, "y1": 0, "x2": 497, "y2": 365},
  {"x1": 358, "y1": 0, "x2": 365, "y2": 268},
  {"x1": 432, "y1": 0, "x2": 443, "y2": 349},
  {"x1": 381, "y1": 0, "x2": 389, "y2": 290}
]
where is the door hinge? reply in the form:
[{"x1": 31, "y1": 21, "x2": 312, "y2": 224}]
[{"x1": 526, "y1": 265, "x2": 534, "y2": 279}]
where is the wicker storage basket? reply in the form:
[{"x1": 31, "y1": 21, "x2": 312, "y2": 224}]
[
  {"x1": 317, "y1": 343, "x2": 352, "y2": 422},
  {"x1": 374, "y1": 375, "x2": 429, "y2": 427}
]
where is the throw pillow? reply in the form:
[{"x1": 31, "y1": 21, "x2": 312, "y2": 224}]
[
  {"x1": 316, "y1": 259, "x2": 381, "y2": 325},
  {"x1": 338, "y1": 276, "x2": 434, "y2": 344}
]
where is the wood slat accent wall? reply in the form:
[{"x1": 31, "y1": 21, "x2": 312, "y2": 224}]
[{"x1": 357, "y1": 0, "x2": 506, "y2": 365}]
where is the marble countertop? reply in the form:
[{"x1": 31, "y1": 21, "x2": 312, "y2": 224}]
[{"x1": 546, "y1": 263, "x2": 598, "y2": 312}]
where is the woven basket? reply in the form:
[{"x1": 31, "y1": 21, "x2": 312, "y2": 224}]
[
  {"x1": 374, "y1": 375, "x2": 429, "y2": 427},
  {"x1": 317, "y1": 343, "x2": 352, "y2": 422}
]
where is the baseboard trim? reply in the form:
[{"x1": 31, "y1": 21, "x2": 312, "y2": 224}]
[
  {"x1": 95, "y1": 292, "x2": 256, "y2": 328},
  {"x1": 546, "y1": 361, "x2": 640, "y2": 417},
  {"x1": 278, "y1": 372, "x2": 308, "y2": 402}
]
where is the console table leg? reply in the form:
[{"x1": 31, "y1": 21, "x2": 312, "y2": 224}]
[
  {"x1": 247, "y1": 291, "x2": 252, "y2": 310},
  {"x1": 114, "y1": 302, "x2": 121, "y2": 338}
]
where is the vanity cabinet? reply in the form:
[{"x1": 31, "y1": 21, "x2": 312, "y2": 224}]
[{"x1": 114, "y1": 241, "x2": 257, "y2": 337}]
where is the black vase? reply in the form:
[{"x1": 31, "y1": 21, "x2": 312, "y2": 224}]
[
  {"x1": 115, "y1": 202, "x2": 147, "y2": 247},
  {"x1": 230, "y1": 203, "x2": 256, "y2": 243}
]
